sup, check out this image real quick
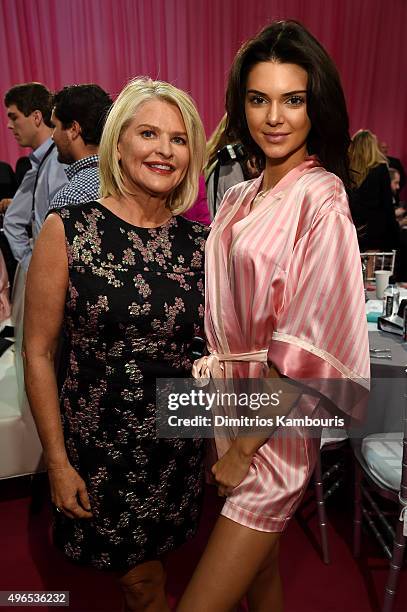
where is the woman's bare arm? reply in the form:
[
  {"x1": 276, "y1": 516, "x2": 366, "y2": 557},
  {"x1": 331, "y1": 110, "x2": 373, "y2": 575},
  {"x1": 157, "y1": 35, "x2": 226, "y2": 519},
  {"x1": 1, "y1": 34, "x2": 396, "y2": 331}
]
[
  {"x1": 23, "y1": 213, "x2": 92, "y2": 518},
  {"x1": 24, "y1": 213, "x2": 68, "y2": 466}
]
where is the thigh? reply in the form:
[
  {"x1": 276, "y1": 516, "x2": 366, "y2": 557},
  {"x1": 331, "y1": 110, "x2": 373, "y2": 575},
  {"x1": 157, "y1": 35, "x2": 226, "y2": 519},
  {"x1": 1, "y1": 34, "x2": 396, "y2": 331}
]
[
  {"x1": 177, "y1": 516, "x2": 281, "y2": 612},
  {"x1": 247, "y1": 541, "x2": 283, "y2": 612}
]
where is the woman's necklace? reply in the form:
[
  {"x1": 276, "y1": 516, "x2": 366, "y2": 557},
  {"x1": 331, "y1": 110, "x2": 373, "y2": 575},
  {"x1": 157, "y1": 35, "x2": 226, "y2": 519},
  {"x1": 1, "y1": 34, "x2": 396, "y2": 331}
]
[{"x1": 251, "y1": 187, "x2": 271, "y2": 210}]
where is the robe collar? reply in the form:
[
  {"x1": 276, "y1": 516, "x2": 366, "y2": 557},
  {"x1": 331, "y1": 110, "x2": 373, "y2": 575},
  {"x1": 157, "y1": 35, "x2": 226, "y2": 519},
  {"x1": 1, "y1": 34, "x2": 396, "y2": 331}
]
[
  {"x1": 225, "y1": 155, "x2": 322, "y2": 223},
  {"x1": 255, "y1": 155, "x2": 322, "y2": 198}
]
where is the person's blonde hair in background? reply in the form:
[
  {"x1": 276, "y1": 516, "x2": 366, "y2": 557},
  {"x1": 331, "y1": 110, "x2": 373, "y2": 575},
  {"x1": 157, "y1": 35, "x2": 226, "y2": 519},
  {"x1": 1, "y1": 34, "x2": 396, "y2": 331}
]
[
  {"x1": 99, "y1": 77, "x2": 206, "y2": 215},
  {"x1": 204, "y1": 114, "x2": 255, "y2": 218},
  {"x1": 349, "y1": 129, "x2": 388, "y2": 188},
  {"x1": 204, "y1": 113, "x2": 230, "y2": 180}
]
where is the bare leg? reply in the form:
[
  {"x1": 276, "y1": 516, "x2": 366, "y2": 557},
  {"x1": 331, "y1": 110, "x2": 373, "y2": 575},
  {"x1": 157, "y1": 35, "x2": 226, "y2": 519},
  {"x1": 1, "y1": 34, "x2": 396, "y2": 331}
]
[
  {"x1": 246, "y1": 541, "x2": 283, "y2": 612},
  {"x1": 177, "y1": 516, "x2": 281, "y2": 612},
  {"x1": 118, "y1": 560, "x2": 170, "y2": 612}
]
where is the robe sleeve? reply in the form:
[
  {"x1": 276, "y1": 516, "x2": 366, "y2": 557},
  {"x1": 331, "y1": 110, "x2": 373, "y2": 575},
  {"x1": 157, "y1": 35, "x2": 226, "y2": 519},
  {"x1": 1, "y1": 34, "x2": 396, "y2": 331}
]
[{"x1": 268, "y1": 205, "x2": 370, "y2": 421}]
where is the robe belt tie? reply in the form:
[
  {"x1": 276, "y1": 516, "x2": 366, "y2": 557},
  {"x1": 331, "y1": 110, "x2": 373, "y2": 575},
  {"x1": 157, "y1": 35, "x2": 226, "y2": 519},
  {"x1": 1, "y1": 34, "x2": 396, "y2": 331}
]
[{"x1": 192, "y1": 349, "x2": 269, "y2": 381}]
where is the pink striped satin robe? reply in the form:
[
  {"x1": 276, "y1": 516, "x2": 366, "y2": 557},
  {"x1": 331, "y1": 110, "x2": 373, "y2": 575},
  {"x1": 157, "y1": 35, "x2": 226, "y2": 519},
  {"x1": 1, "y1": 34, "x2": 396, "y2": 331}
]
[{"x1": 202, "y1": 157, "x2": 370, "y2": 532}]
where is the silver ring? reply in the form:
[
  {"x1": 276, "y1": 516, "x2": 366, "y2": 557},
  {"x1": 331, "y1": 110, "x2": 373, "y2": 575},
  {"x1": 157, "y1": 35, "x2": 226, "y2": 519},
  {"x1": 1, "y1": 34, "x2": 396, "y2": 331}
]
[{"x1": 55, "y1": 506, "x2": 62, "y2": 513}]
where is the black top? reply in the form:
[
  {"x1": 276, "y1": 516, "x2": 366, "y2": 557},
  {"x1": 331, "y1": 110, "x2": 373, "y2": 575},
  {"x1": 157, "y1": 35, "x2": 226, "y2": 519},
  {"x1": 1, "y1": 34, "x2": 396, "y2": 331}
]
[
  {"x1": 0, "y1": 161, "x2": 16, "y2": 199},
  {"x1": 349, "y1": 163, "x2": 400, "y2": 251},
  {"x1": 387, "y1": 155, "x2": 406, "y2": 191}
]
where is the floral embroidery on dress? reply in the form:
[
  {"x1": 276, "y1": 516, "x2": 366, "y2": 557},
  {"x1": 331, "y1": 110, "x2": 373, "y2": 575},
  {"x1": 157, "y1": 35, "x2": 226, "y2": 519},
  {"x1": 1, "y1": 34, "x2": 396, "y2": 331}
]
[{"x1": 53, "y1": 202, "x2": 208, "y2": 571}]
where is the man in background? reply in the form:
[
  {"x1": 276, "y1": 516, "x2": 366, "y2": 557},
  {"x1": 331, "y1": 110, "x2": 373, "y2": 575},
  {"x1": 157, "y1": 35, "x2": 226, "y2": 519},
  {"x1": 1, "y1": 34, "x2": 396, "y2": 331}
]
[
  {"x1": 3, "y1": 82, "x2": 67, "y2": 271},
  {"x1": 390, "y1": 168, "x2": 402, "y2": 206},
  {"x1": 379, "y1": 141, "x2": 406, "y2": 192},
  {"x1": 50, "y1": 84, "x2": 112, "y2": 209},
  {"x1": 391, "y1": 168, "x2": 407, "y2": 228},
  {"x1": 388, "y1": 167, "x2": 407, "y2": 280}
]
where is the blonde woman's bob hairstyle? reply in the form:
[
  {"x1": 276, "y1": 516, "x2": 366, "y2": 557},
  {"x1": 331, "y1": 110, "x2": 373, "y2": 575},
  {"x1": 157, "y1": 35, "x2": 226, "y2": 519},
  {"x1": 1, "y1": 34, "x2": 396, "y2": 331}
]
[
  {"x1": 349, "y1": 129, "x2": 388, "y2": 188},
  {"x1": 99, "y1": 77, "x2": 206, "y2": 215}
]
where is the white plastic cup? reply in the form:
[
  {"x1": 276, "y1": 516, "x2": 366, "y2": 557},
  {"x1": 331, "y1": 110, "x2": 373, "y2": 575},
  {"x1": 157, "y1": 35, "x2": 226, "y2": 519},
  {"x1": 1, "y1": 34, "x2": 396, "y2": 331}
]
[{"x1": 375, "y1": 270, "x2": 392, "y2": 299}]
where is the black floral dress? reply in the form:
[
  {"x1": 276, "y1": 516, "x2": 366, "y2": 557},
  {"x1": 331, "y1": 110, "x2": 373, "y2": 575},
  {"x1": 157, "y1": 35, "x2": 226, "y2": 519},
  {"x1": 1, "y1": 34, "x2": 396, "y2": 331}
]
[{"x1": 53, "y1": 201, "x2": 207, "y2": 571}]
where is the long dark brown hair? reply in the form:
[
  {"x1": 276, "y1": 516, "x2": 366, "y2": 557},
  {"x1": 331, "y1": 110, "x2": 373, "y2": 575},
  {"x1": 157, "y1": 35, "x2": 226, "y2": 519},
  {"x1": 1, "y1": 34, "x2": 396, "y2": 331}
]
[{"x1": 225, "y1": 20, "x2": 352, "y2": 188}]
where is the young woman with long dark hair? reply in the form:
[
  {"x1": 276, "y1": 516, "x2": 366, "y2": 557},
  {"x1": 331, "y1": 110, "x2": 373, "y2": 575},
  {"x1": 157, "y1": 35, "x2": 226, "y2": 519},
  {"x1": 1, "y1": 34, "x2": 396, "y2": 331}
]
[{"x1": 178, "y1": 20, "x2": 369, "y2": 612}]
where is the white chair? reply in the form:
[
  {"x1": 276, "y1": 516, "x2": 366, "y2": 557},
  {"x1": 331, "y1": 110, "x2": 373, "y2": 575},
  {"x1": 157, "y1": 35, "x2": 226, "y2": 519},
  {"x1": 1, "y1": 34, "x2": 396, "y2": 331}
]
[
  {"x1": 0, "y1": 264, "x2": 43, "y2": 480},
  {"x1": 353, "y1": 419, "x2": 407, "y2": 611}
]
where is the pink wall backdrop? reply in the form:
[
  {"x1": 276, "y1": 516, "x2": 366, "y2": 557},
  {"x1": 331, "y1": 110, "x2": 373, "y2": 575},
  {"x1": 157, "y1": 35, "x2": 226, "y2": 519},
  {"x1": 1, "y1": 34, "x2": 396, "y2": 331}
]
[{"x1": 0, "y1": 0, "x2": 406, "y2": 171}]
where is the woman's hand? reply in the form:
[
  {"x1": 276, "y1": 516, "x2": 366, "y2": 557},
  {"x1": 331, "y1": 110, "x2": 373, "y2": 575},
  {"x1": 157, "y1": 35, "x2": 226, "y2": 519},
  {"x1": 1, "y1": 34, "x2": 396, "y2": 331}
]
[
  {"x1": 211, "y1": 445, "x2": 253, "y2": 497},
  {"x1": 48, "y1": 463, "x2": 93, "y2": 519}
]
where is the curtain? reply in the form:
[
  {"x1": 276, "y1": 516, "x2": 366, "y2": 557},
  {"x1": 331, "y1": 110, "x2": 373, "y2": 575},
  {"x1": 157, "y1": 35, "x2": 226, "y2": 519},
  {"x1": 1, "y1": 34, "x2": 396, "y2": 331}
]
[{"x1": 0, "y1": 0, "x2": 406, "y2": 173}]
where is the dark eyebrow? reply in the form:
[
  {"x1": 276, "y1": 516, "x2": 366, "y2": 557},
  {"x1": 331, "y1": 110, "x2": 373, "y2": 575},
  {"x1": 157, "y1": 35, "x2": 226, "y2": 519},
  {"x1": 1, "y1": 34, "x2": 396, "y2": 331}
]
[
  {"x1": 282, "y1": 90, "x2": 307, "y2": 97},
  {"x1": 246, "y1": 89, "x2": 266, "y2": 96},
  {"x1": 246, "y1": 89, "x2": 307, "y2": 97},
  {"x1": 137, "y1": 123, "x2": 187, "y2": 137}
]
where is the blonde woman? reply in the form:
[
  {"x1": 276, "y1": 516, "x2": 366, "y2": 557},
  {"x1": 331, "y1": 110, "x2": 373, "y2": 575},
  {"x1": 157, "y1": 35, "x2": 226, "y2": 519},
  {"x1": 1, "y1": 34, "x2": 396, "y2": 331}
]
[
  {"x1": 349, "y1": 129, "x2": 399, "y2": 250},
  {"x1": 23, "y1": 77, "x2": 207, "y2": 611}
]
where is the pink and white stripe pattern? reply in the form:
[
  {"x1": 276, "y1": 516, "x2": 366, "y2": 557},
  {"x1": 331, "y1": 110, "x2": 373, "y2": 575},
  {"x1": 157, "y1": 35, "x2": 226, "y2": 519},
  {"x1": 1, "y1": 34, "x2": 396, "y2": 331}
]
[{"x1": 204, "y1": 158, "x2": 370, "y2": 532}]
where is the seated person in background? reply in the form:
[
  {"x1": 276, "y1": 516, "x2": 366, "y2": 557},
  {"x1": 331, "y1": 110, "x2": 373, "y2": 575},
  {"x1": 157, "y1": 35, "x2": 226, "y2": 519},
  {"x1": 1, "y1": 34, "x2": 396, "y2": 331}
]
[
  {"x1": 379, "y1": 140, "x2": 406, "y2": 191},
  {"x1": 390, "y1": 167, "x2": 401, "y2": 205},
  {"x1": 399, "y1": 228, "x2": 407, "y2": 281},
  {"x1": 49, "y1": 84, "x2": 112, "y2": 209},
  {"x1": 391, "y1": 168, "x2": 407, "y2": 228},
  {"x1": 390, "y1": 168, "x2": 407, "y2": 281},
  {"x1": 348, "y1": 129, "x2": 400, "y2": 252}
]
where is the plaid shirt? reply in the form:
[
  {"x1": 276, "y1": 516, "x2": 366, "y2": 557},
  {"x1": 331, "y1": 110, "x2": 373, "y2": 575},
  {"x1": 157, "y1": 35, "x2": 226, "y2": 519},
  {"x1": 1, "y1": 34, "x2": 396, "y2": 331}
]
[{"x1": 50, "y1": 155, "x2": 100, "y2": 209}]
